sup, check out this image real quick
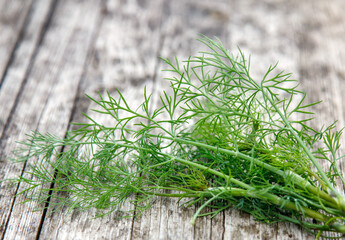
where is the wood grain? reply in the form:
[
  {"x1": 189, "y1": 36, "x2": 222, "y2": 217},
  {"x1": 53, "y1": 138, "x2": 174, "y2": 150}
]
[
  {"x1": 0, "y1": 0, "x2": 100, "y2": 239},
  {"x1": 0, "y1": 0, "x2": 345, "y2": 239},
  {"x1": 0, "y1": 0, "x2": 33, "y2": 86},
  {"x1": 0, "y1": 0, "x2": 54, "y2": 137}
]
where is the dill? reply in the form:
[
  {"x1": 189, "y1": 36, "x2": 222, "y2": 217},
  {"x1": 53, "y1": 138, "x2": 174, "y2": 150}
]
[{"x1": 9, "y1": 37, "x2": 345, "y2": 238}]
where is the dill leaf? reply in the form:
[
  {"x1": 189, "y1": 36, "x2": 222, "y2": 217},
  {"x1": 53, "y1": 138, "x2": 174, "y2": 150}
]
[{"x1": 9, "y1": 36, "x2": 345, "y2": 238}]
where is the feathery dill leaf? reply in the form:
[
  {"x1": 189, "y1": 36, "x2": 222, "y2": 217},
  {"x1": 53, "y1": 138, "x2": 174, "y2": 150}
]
[{"x1": 8, "y1": 37, "x2": 345, "y2": 238}]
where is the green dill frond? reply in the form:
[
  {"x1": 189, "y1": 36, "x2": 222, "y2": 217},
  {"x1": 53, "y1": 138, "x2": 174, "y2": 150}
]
[{"x1": 9, "y1": 36, "x2": 345, "y2": 238}]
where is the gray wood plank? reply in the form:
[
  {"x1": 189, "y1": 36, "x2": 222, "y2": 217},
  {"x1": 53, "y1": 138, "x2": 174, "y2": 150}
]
[
  {"x1": 0, "y1": 0, "x2": 55, "y2": 138},
  {"x1": 0, "y1": 0, "x2": 33, "y2": 86},
  {"x1": 133, "y1": 1, "x2": 231, "y2": 239},
  {"x1": 222, "y1": 0, "x2": 307, "y2": 238},
  {"x1": 0, "y1": 0, "x2": 101, "y2": 239},
  {"x1": 39, "y1": 0, "x2": 164, "y2": 239},
  {"x1": 298, "y1": 2, "x2": 345, "y2": 238}
]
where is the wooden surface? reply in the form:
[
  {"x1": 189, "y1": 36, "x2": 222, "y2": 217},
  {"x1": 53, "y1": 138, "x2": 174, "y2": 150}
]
[{"x1": 1, "y1": 0, "x2": 345, "y2": 239}]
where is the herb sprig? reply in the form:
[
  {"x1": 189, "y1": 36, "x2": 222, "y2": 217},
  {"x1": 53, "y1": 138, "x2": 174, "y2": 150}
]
[{"x1": 10, "y1": 37, "x2": 345, "y2": 238}]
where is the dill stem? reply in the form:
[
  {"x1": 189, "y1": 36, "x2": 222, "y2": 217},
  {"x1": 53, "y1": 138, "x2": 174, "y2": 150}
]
[
  {"x1": 207, "y1": 187, "x2": 325, "y2": 220},
  {"x1": 260, "y1": 88, "x2": 340, "y2": 196},
  {"x1": 145, "y1": 186, "x2": 344, "y2": 233},
  {"x1": 111, "y1": 142, "x2": 343, "y2": 230},
  {"x1": 207, "y1": 187, "x2": 345, "y2": 233},
  {"x1": 264, "y1": 92, "x2": 345, "y2": 211},
  {"x1": 147, "y1": 135, "x2": 339, "y2": 209},
  {"x1": 73, "y1": 139, "x2": 341, "y2": 211}
]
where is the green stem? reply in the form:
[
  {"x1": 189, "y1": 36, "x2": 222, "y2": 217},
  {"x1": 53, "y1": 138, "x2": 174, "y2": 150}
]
[
  {"x1": 85, "y1": 137, "x2": 340, "y2": 211},
  {"x1": 260, "y1": 87, "x2": 345, "y2": 212},
  {"x1": 153, "y1": 135, "x2": 339, "y2": 209},
  {"x1": 158, "y1": 152, "x2": 252, "y2": 190},
  {"x1": 145, "y1": 148, "x2": 343, "y2": 231},
  {"x1": 260, "y1": 88, "x2": 336, "y2": 193},
  {"x1": 145, "y1": 186, "x2": 344, "y2": 233},
  {"x1": 283, "y1": 171, "x2": 339, "y2": 210},
  {"x1": 206, "y1": 187, "x2": 345, "y2": 233},
  {"x1": 101, "y1": 141, "x2": 343, "y2": 228},
  {"x1": 190, "y1": 191, "x2": 223, "y2": 225},
  {"x1": 277, "y1": 214, "x2": 344, "y2": 233}
]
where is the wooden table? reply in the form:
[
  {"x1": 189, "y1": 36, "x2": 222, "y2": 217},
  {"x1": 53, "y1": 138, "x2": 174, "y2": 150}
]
[{"x1": 1, "y1": 0, "x2": 345, "y2": 239}]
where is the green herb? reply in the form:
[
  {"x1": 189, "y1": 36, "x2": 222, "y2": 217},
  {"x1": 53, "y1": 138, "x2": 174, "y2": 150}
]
[{"x1": 10, "y1": 37, "x2": 345, "y2": 238}]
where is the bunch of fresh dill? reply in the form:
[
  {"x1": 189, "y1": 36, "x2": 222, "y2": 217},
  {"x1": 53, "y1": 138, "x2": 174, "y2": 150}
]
[{"x1": 9, "y1": 37, "x2": 345, "y2": 238}]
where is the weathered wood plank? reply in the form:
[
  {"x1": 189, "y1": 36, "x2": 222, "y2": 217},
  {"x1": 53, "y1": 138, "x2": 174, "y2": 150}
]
[
  {"x1": 39, "y1": 0, "x2": 164, "y2": 239},
  {"x1": 0, "y1": 0, "x2": 55, "y2": 137},
  {"x1": 155, "y1": 0, "x2": 296, "y2": 239},
  {"x1": 297, "y1": 2, "x2": 345, "y2": 239},
  {"x1": 0, "y1": 0, "x2": 55, "y2": 237},
  {"x1": 0, "y1": 0, "x2": 101, "y2": 239},
  {"x1": 0, "y1": 0, "x2": 33, "y2": 86},
  {"x1": 222, "y1": 1, "x2": 314, "y2": 239},
  {"x1": 134, "y1": 1, "x2": 231, "y2": 239}
]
